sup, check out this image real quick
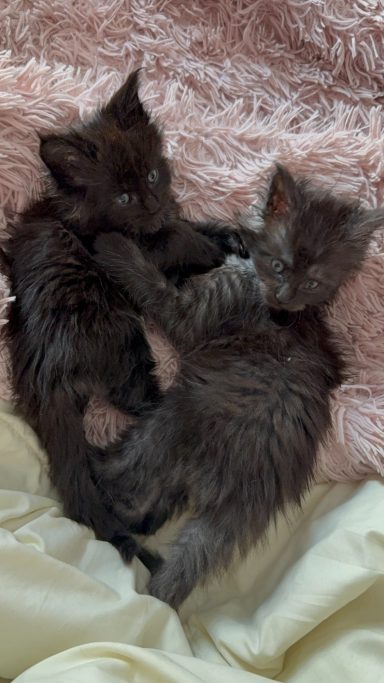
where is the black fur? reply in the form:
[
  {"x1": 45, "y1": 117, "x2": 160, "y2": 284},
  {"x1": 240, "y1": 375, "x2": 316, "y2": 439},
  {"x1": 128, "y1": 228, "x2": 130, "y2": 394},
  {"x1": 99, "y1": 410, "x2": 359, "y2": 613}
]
[
  {"x1": 3, "y1": 70, "x2": 242, "y2": 562},
  {"x1": 92, "y1": 166, "x2": 384, "y2": 607}
]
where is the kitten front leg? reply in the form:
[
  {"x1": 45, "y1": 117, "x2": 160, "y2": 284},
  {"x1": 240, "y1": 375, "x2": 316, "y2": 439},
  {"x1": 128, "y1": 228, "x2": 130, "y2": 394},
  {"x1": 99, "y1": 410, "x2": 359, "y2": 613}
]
[
  {"x1": 94, "y1": 232, "x2": 261, "y2": 354},
  {"x1": 144, "y1": 220, "x2": 245, "y2": 283},
  {"x1": 152, "y1": 222, "x2": 225, "y2": 274}
]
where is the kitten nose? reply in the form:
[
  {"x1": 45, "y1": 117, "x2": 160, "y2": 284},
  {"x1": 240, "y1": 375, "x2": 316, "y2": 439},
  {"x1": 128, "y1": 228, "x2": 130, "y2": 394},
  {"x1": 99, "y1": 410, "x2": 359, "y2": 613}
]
[
  {"x1": 275, "y1": 285, "x2": 294, "y2": 304},
  {"x1": 144, "y1": 195, "x2": 160, "y2": 215}
]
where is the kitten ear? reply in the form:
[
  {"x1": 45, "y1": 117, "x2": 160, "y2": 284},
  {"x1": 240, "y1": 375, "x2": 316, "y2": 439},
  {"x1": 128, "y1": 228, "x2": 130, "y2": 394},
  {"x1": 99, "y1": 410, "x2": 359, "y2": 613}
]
[
  {"x1": 103, "y1": 69, "x2": 149, "y2": 129},
  {"x1": 39, "y1": 134, "x2": 96, "y2": 188},
  {"x1": 264, "y1": 164, "x2": 296, "y2": 219}
]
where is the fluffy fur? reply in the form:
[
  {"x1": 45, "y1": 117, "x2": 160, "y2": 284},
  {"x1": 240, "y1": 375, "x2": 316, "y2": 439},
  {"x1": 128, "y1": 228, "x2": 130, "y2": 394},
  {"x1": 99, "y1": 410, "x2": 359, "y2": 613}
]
[
  {"x1": 3, "y1": 72, "x2": 239, "y2": 563},
  {"x1": 0, "y1": 1, "x2": 383, "y2": 482},
  {"x1": 91, "y1": 167, "x2": 383, "y2": 608}
]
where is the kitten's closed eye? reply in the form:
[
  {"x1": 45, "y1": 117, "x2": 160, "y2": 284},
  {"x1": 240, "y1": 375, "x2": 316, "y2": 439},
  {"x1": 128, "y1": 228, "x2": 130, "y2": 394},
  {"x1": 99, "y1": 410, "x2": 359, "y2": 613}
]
[{"x1": 147, "y1": 169, "x2": 159, "y2": 184}]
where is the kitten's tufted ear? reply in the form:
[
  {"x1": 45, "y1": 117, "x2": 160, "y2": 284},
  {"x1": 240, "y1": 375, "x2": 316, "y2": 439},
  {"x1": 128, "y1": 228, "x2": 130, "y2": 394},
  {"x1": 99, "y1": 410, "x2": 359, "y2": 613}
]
[
  {"x1": 264, "y1": 164, "x2": 296, "y2": 219},
  {"x1": 103, "y1": 69, "x2": 149, "y2": 129},
  {"x1": 39, "y1": 133, "x2": 97, "y2": 189}
]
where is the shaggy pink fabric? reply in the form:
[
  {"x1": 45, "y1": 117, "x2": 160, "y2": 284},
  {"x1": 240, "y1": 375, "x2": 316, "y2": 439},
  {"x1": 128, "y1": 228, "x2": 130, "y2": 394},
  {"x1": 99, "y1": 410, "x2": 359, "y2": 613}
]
[{"x1": 0, "y1": 0, "x2": 383, "y2": 482}]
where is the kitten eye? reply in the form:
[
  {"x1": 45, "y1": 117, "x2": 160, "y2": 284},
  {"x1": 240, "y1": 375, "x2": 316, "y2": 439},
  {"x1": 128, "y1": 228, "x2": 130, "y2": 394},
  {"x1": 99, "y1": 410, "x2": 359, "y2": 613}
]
[
  {"x1": 147, "y1": 169, "x2": 159, "y2": 184},
  {"x1": 117, "y1": 193, "x2": 132, "y2": 205},
  {"x1": 305, "y1": 279, "x2": 319, "y2": 290},
  {"x1": 271, "y1": 258, "x2": 284, "y2": 273}
]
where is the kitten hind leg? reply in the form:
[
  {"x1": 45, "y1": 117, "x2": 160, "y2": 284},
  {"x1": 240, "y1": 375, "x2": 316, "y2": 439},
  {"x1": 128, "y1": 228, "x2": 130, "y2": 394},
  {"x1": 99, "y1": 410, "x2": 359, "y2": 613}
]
[
  {"x1": 148, "y1": 514, "x2": 238, "y2": 609},
  {"x1": 29, "y1": 387, "x2": 150, "y2": 566}
]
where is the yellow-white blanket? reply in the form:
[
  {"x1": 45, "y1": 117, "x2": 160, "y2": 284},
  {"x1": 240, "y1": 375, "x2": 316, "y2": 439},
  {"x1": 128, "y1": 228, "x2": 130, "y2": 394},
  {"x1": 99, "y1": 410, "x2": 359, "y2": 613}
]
[{"x1": 0, "y1": 399, "x2": 383, "y2": 682}]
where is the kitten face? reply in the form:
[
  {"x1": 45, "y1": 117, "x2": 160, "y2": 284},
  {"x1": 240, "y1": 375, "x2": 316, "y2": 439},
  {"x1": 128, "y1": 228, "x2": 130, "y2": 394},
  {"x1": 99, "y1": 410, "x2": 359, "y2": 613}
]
[
  {"x1": 39, "y1": 70, "x2": 173, "y2": 236},
  {"x1": 252, "y1": 224, "x2": 346, "y2": 311},
  {"x1": 245, "y1": 165, "x2": 384, "y2": 311}
]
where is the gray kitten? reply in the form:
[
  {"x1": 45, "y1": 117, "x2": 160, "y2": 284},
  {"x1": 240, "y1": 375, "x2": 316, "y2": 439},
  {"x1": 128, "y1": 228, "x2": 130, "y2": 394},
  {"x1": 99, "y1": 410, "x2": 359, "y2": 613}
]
[{"x1": 92, "y1": 166, "x2": 383, "y2": 608}]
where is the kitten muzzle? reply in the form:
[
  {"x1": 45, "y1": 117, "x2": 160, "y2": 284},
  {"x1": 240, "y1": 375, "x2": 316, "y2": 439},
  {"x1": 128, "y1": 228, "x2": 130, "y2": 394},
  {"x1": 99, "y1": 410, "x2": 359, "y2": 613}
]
[
  {"x1": 143, "y1": 196, "x2": 160, "y2": 215},
  {"x1": 275, "y1": 284, "x2": 295, "y2": 305}
]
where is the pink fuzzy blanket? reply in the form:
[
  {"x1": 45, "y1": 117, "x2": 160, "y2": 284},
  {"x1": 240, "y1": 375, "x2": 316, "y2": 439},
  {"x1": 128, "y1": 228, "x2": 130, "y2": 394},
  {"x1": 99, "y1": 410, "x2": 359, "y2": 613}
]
[{"x1": 0, "y1": 0, "x2": 383, "y2": 482}]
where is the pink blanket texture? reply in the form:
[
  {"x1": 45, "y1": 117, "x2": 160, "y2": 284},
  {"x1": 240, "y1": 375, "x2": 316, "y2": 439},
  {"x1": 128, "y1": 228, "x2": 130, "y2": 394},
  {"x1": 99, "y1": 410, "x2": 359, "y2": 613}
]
[{"x1": 0, "y1": 1, "x2": 383, "y2": 482}]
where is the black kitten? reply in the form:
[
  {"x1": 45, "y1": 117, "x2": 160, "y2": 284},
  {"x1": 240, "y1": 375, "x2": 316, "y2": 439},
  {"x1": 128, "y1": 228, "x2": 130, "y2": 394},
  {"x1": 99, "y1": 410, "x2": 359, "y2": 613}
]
[
  {"x1": 92, "y1": 165, "x2": 384, "y2": 608},
  {"x1": 3, "y1": 70, "x2": 241, "y2": 563}
]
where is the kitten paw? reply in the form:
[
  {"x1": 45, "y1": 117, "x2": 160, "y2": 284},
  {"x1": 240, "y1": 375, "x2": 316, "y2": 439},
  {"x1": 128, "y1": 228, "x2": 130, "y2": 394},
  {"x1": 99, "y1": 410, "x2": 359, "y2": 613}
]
[
  {"x1": 93, "y1": 231, "x2": 145, "y2": 284},
  {"x1": 220, "y1": 231, "x2": 249, "y2": 258},
  {"x1": 204, "y1": 228, "x2": 249, "y2": 259}
]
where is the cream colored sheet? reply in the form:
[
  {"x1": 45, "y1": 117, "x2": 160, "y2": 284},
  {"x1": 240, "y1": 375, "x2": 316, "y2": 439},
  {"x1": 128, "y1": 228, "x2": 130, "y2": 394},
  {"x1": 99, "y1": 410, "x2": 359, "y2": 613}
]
[{"x1": 0, "y1": 399, "x2": 383, "y2": 682}]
